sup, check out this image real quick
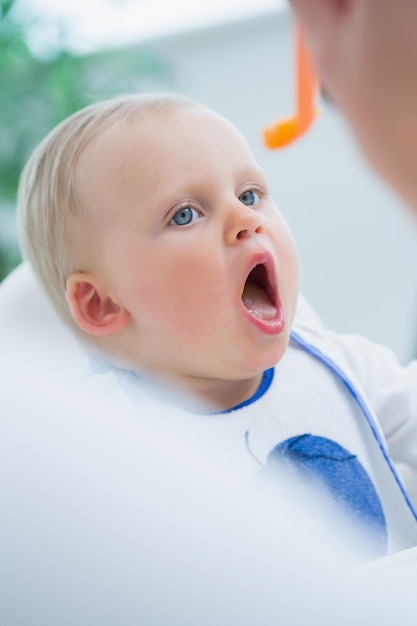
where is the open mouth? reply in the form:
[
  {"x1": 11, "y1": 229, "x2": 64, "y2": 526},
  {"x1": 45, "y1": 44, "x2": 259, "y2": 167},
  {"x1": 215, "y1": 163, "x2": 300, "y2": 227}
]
[{"x1": 242, "y1": 263, "x2": 278, "y2": 321}]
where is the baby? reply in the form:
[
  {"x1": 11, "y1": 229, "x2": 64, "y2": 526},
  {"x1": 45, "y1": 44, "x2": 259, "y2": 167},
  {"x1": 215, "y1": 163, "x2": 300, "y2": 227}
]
[{"x1": 17, "y1": 92, "x2": 417, "y2": 556}]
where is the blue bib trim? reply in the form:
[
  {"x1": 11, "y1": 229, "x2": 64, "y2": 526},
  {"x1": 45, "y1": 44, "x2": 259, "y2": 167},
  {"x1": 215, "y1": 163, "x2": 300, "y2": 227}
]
[{"x1": 219, "y1": 367, "x2": 274, "y2": 414}]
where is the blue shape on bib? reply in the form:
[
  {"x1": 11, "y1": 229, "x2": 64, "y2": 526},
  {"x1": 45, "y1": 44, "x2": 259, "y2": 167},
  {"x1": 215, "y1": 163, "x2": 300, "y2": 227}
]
[{"x1": 266, "y1": 434, "x2": 387, "y2": 556}]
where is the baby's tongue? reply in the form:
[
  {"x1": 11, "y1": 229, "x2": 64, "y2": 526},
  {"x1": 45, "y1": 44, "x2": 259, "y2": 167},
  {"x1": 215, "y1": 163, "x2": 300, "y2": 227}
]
[{"x1": 242, "y1": 283, "x2": 277, "y2": 320}]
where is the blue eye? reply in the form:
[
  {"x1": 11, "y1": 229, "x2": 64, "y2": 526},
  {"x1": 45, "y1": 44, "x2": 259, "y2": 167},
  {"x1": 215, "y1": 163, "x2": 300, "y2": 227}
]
[
  {"x1": 170, "y1": 206, "x2": 201, "y2": 226},
  {"x1": 239, "y1": 189, "x2": 261, "y2": 207}
]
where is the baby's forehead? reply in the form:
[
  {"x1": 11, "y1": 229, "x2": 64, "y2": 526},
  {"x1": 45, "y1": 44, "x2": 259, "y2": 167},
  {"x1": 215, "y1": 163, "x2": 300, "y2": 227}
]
[
  {"x1": 122, "y1": 104, "x2": 238, "y2": 138},
  {"x1": 78, "y1": 104, "x2": 249, "y2": 166},
  {"x1": 73, "y1": 104, "x2": 259, "y2": 210}
]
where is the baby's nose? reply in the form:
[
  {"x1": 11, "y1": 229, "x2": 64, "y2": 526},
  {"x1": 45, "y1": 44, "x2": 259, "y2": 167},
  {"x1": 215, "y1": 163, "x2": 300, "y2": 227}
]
[{"x1": 225, "y1": 204, "x2": 264, "y2": 244}]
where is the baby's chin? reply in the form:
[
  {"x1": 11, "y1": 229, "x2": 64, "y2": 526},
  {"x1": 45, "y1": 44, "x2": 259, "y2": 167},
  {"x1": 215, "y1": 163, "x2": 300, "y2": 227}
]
[{"x1": 244, "y1": 339, "x2": 290, "y2": 376}]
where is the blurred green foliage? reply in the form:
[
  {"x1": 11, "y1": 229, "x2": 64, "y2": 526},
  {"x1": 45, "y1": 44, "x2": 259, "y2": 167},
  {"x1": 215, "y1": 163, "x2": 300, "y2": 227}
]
[{"x1": 0, "y1": 0, "x2": 172, "y2": 282}]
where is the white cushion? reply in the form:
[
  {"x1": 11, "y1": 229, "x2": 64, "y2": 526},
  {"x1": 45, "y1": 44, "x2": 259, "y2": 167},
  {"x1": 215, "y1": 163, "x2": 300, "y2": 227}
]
[{"x1": 0, "y1": 263, "x2": 90, "y2": 380}]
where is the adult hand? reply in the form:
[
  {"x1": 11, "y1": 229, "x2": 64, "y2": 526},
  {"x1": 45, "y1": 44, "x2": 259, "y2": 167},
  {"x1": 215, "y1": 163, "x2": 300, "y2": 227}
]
[{"x1": 290, "y1": 0, "x2": 417, "y2": 210}]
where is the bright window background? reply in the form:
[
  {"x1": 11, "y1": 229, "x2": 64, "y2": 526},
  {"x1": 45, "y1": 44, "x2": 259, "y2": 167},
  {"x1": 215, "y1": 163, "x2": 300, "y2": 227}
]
[{"x1": 17, "y1": 0, "x2": 285, "y2": 53}]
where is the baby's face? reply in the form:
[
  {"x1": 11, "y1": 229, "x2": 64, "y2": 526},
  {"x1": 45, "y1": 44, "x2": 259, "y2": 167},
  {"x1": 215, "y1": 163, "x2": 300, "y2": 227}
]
[{"x1": 75, "y1": 106, "x2": 299, "y2": 400}]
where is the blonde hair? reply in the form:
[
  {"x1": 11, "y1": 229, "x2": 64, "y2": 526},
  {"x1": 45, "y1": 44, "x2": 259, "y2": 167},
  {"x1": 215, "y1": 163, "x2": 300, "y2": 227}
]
[{"x1": 17, "y1": 92, "x2": 202, "y2": 326}]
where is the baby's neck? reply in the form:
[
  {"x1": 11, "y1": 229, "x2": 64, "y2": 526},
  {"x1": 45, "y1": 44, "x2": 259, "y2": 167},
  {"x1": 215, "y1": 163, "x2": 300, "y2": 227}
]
[
  {"x1": 142, "y1": 371, "x2": 265, "y2": 413},
  {"x1": 188, "y1": 373, "x2": 264, "y2": 413}
]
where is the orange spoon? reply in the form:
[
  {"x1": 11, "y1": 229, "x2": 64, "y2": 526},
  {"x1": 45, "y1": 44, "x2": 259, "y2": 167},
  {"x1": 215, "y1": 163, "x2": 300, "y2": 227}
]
[{"x1": 263, "y1": 24, "x2": 318, "y2": 149}]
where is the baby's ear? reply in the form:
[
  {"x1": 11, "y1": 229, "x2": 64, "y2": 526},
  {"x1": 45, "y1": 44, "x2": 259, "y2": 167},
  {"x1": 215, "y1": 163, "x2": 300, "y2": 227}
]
[{"x1": 65, "y1": 273, "x2": 130, "y2": 337}]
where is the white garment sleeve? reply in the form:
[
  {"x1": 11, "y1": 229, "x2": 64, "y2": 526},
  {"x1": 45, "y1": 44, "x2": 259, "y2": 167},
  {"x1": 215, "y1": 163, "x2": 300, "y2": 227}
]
[{"x1": 327, "y1": 331, "x2": 417, "y2": 506}]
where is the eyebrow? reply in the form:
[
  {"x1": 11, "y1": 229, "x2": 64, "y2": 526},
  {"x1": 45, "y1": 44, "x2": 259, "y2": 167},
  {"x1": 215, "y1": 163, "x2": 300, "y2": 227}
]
[{"x1": 236, "y1": 162, "x2": 267, "y2": 179}]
